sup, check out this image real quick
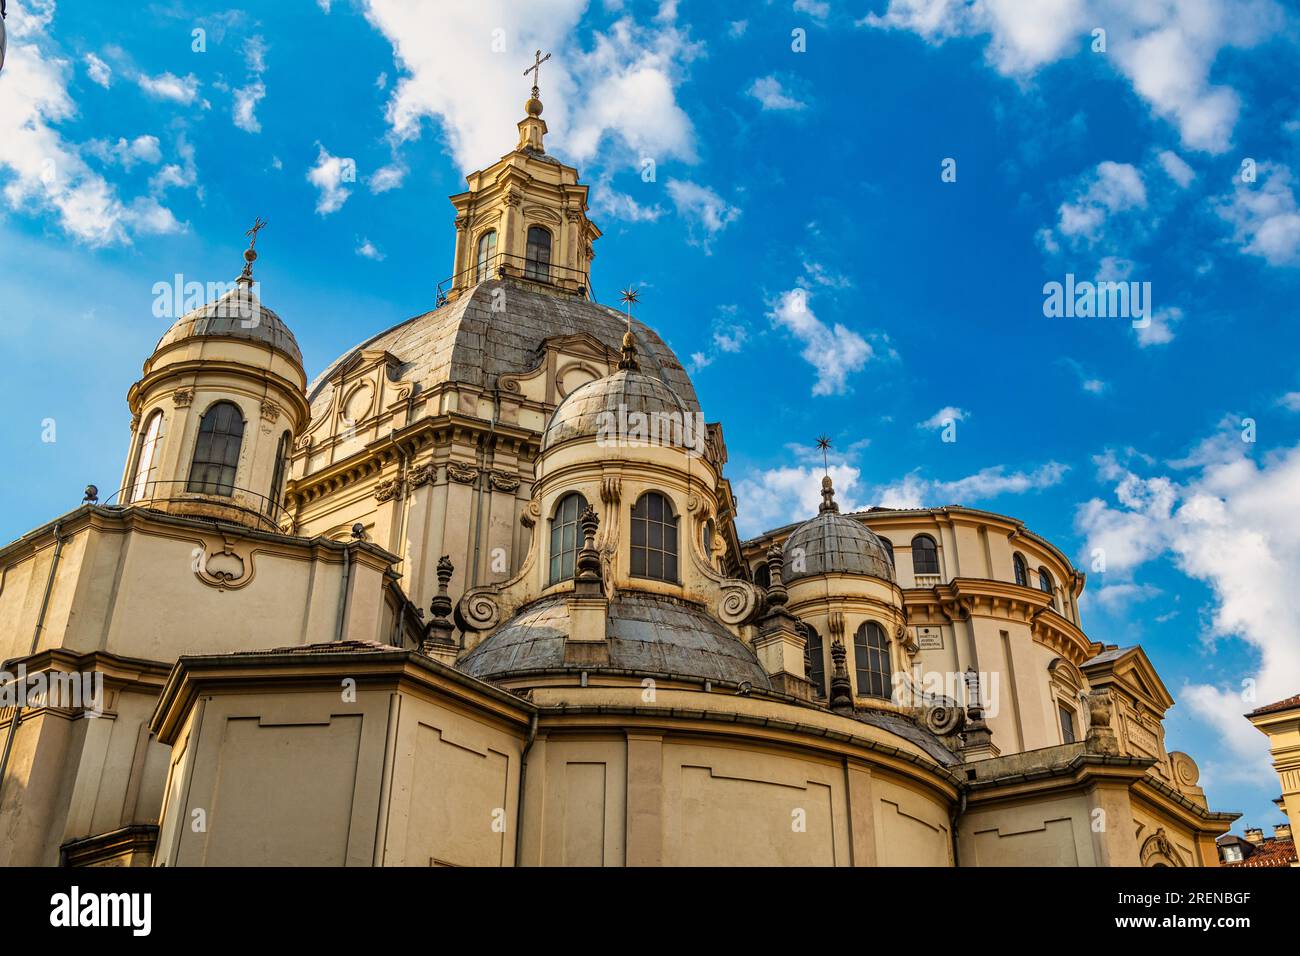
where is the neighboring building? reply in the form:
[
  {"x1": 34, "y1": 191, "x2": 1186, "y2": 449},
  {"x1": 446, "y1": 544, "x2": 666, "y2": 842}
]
[
  {"x1": 1244, "y1": 693, "x2": 1300, "y2": 867},
  {"x1": 1218, "y1": 824, "x2": 1297, "y2": 868},
  {"x1": 0, "y1": 82, "x2": 1238, "y2": 867}
]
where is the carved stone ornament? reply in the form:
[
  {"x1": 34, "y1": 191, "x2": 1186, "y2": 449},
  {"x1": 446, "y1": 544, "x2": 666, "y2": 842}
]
[
  {"x1": 488, "y1": 471, "x2": 521, "y2": 493},
  {"x1": 922, "y1": 696, "x2": 966, "y2": 737},
  {"x1": 295, "y1": 434, "x2": 313, "y2": 451},
  {"x1": 521, "y1": 498, "x2": 542, "y2": 528},
  {"x1": 716, "y1": 580, "x2": 762, "y2": 627},
  {"x1": 193, "y1": 539, "x2": 256, "y2": 591},
  {"x1": 600, "y1": 477, "x2": 622, "y2": 506},
  {"x1": 260, "y1": 400, "x2": 282, "y2": 423},
  {"x1": 447, "y1": 462, "x2": 479, "y2": 484},
  {"x1": 374, "y1": 477, "x2": 404, "y2": 503},
  {"x1": 456, "y1": 588, "x2": 501, "y2": 632},
  {"x1": 130, "y1": 414, "x2": 141, "y2": 433},
  {"x1": 408, "y1": 464, "x2": 436, "y2": 488},
  {"x1": 172, "y1": 388, "x2": 194, "y2": 408}
]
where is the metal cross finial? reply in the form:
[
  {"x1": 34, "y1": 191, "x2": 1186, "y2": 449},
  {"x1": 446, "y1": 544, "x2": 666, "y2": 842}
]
[
  {"x1": 245, "y1": 216, "x2": 268, "y2": 249},
  {"x1": 816, "y1": 435, "x2": 832, "y2": 475},
  {"x1": 523, "y1": 49, "x2": 551, "y2": 94}
]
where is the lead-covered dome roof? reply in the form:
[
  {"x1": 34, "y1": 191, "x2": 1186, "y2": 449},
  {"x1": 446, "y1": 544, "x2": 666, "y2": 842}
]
[
  {"x1": 542, "y1": 364, "x2": 697, "y2": 452},
  {"x1": 459, "y1": 591, "x2": 771, "y2": 689},
  {"x1": 783, "y1": 477, "x2": 896, "y2": 584},
  {"x1": 154, "y1": 280, "x2": 303, "y2": 367}
]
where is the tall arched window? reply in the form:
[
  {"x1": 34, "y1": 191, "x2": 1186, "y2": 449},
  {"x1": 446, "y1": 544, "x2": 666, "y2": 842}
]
[
  {"x1": 187, "y1": 401, "x2": 245, "y2": 496},
  {"x1": 549, "y1": 492, "x2": 588, "y2": 584},
  {"x1": 1013, "y1": 553, "x2": 1028, "y2": 587},
  {"x1": 853, "y1": 621, "x2": 891, "y2": 699},
  {"x1": 129, "y1": 410, "x2": 165, "y2": 503},
  {"x1": 1038, "y1": 568, "x2": 1057, "y2": 609},
  {"x1": 268, "y1": 431, "x2": 291, "y2": 513},
  {"x1": 525, "y1": 225, "x2": 551, "y2": 282},
  {"x1": 804, "y1": 624, "x2": 826, "y2": 698},
  {"x1": 475, "y1": 230, "x2": 497, "y2": 282},
  {"x1": 630, "y1": 491, "x2": 678, "y2": 582},
  {"x1": 752, "y1": 562, "x2": 771, "y2": 589},
  {"x1": 880, "y1": 536, "x2": 895, "y2": 568},
  {"x1": 911, "y1": 534, "x2": 939, "y2": 575}
]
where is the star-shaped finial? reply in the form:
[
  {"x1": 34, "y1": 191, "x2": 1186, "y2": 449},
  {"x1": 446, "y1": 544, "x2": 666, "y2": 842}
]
[
  {"x1": 619, "y1": 286, "x2": 640, "y2": 308},
  {"x1": 816, "y1": 435, "x2": 832, "y2": 474}
]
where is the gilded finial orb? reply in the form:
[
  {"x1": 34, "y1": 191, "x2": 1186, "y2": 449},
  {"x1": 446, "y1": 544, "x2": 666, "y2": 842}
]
[{"x1": 526, "y1": 95, "x2": 543, "y2": 117}]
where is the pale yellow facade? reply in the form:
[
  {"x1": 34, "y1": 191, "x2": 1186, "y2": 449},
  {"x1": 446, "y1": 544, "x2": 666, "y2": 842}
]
[{"x1": 0, "y1": 88, "x2": 1236, "y2": 867}]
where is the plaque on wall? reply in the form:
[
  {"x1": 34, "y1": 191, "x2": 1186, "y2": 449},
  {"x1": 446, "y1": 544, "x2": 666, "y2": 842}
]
[{"x1": 916, "y1": 627, "x2": 944, "y2": 650}]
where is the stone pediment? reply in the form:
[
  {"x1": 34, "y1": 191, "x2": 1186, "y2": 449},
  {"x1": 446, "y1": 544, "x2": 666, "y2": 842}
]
[{"x1": 499, "y1": 332, "x2": 617, "y2": 407}]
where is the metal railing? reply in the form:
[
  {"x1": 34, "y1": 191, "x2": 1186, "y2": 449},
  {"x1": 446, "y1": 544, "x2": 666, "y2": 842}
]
[
  {"x1": 102, "y1": 479, "x2": 291, "y2": 529},
  {"x1": 435, "y1": 251, "x2": 593, "y2": 307}
]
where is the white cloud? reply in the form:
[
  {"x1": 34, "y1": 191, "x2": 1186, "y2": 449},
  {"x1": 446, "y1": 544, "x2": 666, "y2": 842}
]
[
  {"x1": 84, "y1": 52, "x2": 111, "y2": 87},
  {"x1": 747, "y1": 75, "x2": 808, "y2": 111},
  {"x1": 918, "y1": 406, "x2": 967, "y2": 429},
  {"x1": 861, "y1": 0, "x2": 1283, "y2": 154},
  {"x1": 1135, "y1": 305, "x2": 1182, "y2": 347},
  {"x1": 876, "y1": 461, "x2": 1069, "y2": 508},
  {"x1": 363, "y1": 1, "x2": 699, "y2": 173},
  {"x1": 307, "y1": 144, "x2": 354, "y2": 215},
  {"x1": 232, "y1": 36, "x2": 268, "y2": 133},
  {"x1": 665, "y1": 178, "x2": 740, "y2": 250},
  {"x1": 734, "y1": 464, "x2": 865, "y2": 537},
  {"x1": 136, "y1": 71, "x2": 201, "y2": 105},
  {"x1": 85, "y1": 135, "x2": 162, "y2": 170},
  {"x1": 0, "y1": 9, "x2": 184, "y2": 245},
  {"x1": 356, "y1": 237, "x2": 385, "y2": 260},
  {"x1": 1075, "y1": 433, "x2": 1300, "y2": 766},
  {"x1": 368, "y1": 162, "x2": 406, "y2": 194},
  {"x1": 728, "y1": 20, "x2": 749, "y2": 38},
  {"x1": 1054, "y1": 161, "x2": 1147, "y2": 244},
  {"x1": 1157, "y1": 149, "x2": 1195, "y2": 188},
  {"x1": 768, "y1": 287, "x2": 872, "y2": 396},
  {"x1": 1278, "y1": 392, "x2": 1300, "y2": 412},
  {"x1": 794, "y1": 0, "x2": 831, "y2": 19},
  {"x1": 1215, "y1": 162, "x2": 1300, "y2": 267},
  {"x1": 1089, "y1": 582, "x2": 1163, "y2": 612}
]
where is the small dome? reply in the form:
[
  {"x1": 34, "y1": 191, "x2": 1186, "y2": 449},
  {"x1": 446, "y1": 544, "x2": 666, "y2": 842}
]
[
  {"x1": 783, "y1": 477, "x2": 895, "y2": 584},
  {"x1": 460, "y1": 591, "x2": 772, "y2": 688},
  {"x1": 542, "y1": 366, "x2": 697, "y2": 452},
  {"x1": 154, "y1": 281, "x2": 303, "y2": 368}
]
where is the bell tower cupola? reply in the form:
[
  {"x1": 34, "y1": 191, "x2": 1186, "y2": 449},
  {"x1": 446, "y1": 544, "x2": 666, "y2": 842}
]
[{"x1": 445, "y1": 51, "x2": 601, "y2": 302}]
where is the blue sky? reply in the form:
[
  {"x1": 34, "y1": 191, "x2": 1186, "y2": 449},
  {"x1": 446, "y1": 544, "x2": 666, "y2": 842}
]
[{"x1": 3, "y1": 0, "x2": 1300, "y2": 829}]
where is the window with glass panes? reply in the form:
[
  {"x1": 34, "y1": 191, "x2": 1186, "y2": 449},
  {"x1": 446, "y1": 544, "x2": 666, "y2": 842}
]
[
  {"x1": 630, "y1": 492, "x2": 678, "y2": 582},
  {"x1": 549, "y1": 493, "x2": 587, "y2": 584},
  {"x1": 853, "y1": 622, "x2": 891, "y2": 699},
  {"x1": 187, "y1": 402, "x2": 245, "y2": 496}
]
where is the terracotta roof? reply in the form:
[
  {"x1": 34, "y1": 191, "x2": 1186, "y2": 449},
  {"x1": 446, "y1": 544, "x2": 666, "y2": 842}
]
[
  {"x1": 1223, "y1": 837, "x2": 1297, "y2": 868},
  {"x1": 1248, "y1": 693, "x2": 1300, "y2": 717}
]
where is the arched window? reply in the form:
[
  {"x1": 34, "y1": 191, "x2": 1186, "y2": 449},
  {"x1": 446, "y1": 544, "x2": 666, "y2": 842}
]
[
  {"x1": 268, "y1": 431, "x2": 291, "y2": 512},
  {"x1": 911, "y1": 534, "x2": 939, "y2": 575},
  {"x1": 752, "y1": 562, "x2": 771, "y2": 589},
  {"x1": 525, "y1": 225, "x2": 551, "y2": 282},
  {"x1": 549, "y1": 492, "x2": 588, "y2": 584},
  {"x1": 879, "y1": 536, "x2": 895, "y2": 568},
  {"x1": 129, "y1": 410, "x2": 164, "y2": 503},
  {"x1": 187, "y1": 401, "x2": 245, "y2": 496},
  {"x1": 804, "y1": 624, "x2": 826, "y2": 698},
  {"x1": 702, "y1": 519, "x2": 715, "y2": 557},
  {"x1": 1038, "y1": 568, "x2": 1057, "y2": 609},
  {"x1": 475, "y1": 230, "x2": 497, "y2": 282},
  {"x1": 630, "y1": 491, "x2": 678, "y2": 582},
  {"x1": 853, "y1": 621, "x2": 891, "y2": 699},
  {"x1": 1013, "y1": 553, "x2": 1028, "y2": 587}
]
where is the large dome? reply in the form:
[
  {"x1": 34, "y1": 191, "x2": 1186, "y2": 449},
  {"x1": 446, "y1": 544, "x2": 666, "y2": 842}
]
[
  {"x1": 542, "y1": 365, "x2": 697, "y2": 452},
  {"x1": 306, "y1": 279, "x2": 699, "y2": 422},
  {"x1": 783, "y1": 478, "x2": 895, "y2": 584},
  {"x1": 460, "y1": 591, "x2": 772, "y2": 688},
  {"x1": 154, "y1": 281, "x2": 302, "y2": 367}
]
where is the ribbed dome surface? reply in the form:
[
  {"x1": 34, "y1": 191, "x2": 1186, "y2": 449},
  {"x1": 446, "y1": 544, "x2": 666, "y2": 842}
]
[
  {"x1": 783, "y1": 510, "x2": 896, "y2": 583},
  {"x1": 459, "y1": 592, "x2": 771, "y2": 688},
  {"x1": 542, "y1": 367, "x2": 697, "y2": 451},
  {"x1": 154, "y1": 282, "x2": 303, "y2": 367}
]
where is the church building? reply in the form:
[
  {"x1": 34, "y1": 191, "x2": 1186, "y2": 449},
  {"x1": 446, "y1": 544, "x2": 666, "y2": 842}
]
[{"x1": 0, "y1": 76, "x2": 1237, "y2": 867}]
